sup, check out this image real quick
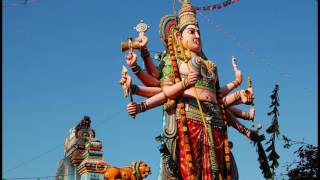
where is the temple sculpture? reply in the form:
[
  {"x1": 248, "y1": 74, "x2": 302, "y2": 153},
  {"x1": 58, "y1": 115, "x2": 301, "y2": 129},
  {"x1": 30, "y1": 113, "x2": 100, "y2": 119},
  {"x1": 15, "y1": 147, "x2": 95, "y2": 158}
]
[{"x1": 56, "y1": 116, "x2": 151, "y2": 180}]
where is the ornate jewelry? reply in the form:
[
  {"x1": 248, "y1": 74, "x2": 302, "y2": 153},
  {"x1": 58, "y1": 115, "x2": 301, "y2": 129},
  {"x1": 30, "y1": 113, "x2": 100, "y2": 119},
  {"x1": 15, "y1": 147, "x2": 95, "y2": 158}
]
[
  {"x1": 200, "y1": 60, "x2": 215, "y2": 81},
  {"x1": 131, "y1": 84, "x2": 138, "y2": 95},
  {"x1": 131, "y1": 65, "x2": 142, "y2": 74},
  {"x1": 137, "y1": 102, "x2": 148, "y2": 113}
]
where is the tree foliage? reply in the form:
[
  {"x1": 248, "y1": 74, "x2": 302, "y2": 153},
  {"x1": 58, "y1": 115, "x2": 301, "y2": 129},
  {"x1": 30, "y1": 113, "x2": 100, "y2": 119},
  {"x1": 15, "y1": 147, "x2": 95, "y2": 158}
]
[
  {"x1": 265, "y1": 84, "x2": 281, "y2": 179},
  {"x1": 256, "y1": 141, "x2": 272, "y2": 179},
  {"x1": 282, "y1": 136, "x2": 318, "y2": 180}
]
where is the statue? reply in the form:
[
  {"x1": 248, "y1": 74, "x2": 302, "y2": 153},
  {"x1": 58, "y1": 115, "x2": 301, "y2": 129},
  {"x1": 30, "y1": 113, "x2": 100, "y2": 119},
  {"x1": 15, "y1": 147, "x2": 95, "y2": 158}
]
[
  {"x1": 119, "y1": 1, "x2": 263, "y2": 179},
  {"x1": 104, "y1": 161, "x2": 151, "y2": 180},
  {"x1": 58, "y1": 116, "x2": 152, "y2": 180}
]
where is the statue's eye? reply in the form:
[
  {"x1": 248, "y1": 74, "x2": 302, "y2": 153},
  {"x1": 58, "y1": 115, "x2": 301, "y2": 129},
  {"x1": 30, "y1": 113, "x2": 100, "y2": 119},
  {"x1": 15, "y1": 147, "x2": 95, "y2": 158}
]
[{"x1": 189, "y1": 29, "x2": 195, "y2": 34}]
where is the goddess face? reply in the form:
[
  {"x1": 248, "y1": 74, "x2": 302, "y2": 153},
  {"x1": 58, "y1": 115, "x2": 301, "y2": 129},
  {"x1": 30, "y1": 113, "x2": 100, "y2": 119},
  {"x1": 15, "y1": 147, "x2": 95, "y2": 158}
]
[{"x1": 181, "y1": 24, "x2": 202, "y2": 54}]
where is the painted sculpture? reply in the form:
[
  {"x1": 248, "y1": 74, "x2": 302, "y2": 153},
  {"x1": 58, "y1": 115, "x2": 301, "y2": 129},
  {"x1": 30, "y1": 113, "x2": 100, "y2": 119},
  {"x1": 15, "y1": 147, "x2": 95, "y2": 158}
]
[
  {"x1": 104, "y1": 161, "x2": 151, "y2": 180},
  {"x1": 119, "y1": 1, "x2": 265, "y2": 180},
  {"x1": 56, "y1": 116, "x2": 151, "y2": 180}
]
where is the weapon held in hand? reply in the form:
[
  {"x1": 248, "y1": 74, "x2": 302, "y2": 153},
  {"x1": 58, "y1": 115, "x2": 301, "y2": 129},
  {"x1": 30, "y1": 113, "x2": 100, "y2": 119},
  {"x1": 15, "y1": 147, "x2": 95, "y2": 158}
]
[
  {"x1": 120, "y1": 20, "x2": 150, "y2": 52},
  {"x1": 247, "y1": 76, "x2": 255, "y2": 127}
]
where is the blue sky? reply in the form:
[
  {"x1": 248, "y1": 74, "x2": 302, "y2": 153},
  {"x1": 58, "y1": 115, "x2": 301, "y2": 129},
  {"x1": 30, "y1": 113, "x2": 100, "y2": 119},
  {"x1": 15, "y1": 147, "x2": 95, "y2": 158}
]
[{"x1": 3, "y1": 0, "x2": 317, "y2": 179}]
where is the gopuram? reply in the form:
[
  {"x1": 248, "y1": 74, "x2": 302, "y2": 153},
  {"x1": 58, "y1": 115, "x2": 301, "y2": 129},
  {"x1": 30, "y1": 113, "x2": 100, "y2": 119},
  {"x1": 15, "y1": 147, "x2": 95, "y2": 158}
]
[
  {"x1": 119, "y1": 0, "x2": 268, "y2": 180},
  {"x1": 56, "y1": 116, "x2": 151, "y2": 180}
]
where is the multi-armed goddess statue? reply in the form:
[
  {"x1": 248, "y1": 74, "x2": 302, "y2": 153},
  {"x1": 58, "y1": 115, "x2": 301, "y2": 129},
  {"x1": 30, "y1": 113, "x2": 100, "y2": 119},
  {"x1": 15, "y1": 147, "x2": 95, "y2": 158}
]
[{"x1": 119, "y1": 1, "x2": 265, "y2": 179}]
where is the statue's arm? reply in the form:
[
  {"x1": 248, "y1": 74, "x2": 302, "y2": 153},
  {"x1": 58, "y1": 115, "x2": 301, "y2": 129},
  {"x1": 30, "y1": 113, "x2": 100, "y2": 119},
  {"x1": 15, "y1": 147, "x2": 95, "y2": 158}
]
[
  {"x1": 217, "y1": 57, "x2": 242, "y2": 96},
  {"x1": 120, "y1": 74, "x2": 161, "y2": 98},
  {"x1": 124, "y1": 51, "x2": 160, "y2": 87},
  {"x1": 227, "y1": 109, "x2": 264, "y2": 143},
  {"x1": 135, "y1": 70, "x2": 160, "y2": 87},
  {"x1": 218, "y1": 80, "x2": 241, "y2": 97},
  {"x1": 126, "y1": 73, "x2": 199, "y2": 117},
  {"x1": 227, "y1": 106, "x2": 255, "y2": 121},
  {"x1": 140, "y1": 47, "x2": 160, "y2": 79},
  {"x1": 133, "y1": 85, "x2": 162, "y2": 98},
  {"x1": 220, "y1": 87, "x2": 254, "y2": 107},
  {"x1": 126, "y1": 55, "x2": 201, "y2": 117},
  {"x1": 136, "y1": 33, "x2": 160, "y2": 79},
  {"x1": 225, "y1": 109, "x2": 256, "y2": 141},
  {"x1": 126, "y1": 91, "x2": 166, "y2": 117},
  {"x1": 127, "y1": 81, "x2": 187, "y2": 117}
]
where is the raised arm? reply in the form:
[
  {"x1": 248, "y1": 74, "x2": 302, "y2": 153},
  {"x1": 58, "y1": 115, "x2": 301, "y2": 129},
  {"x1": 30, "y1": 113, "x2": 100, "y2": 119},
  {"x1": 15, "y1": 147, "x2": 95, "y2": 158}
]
[
  {"x1": 225, "y1": 109, "x2": 262, "y2": 143},
  {"x1": 218, "y1": 56, "x2": 242, "y2": 96},
  {"x1": 119, "y1": 74, "x2": 161, "y2": 98},
  {"x1": 221, "y1": 87, "x2": 254, "y2": 107},
  {"x1": 124, "y1": 51, "x2": 160, "y2": 87},
  {"x1": 126, "y1": 72, "x2": 199, "y2": 117},
  {"x1": 227, "y1": 106, "x2": 255, "y2": 121},
  {"x1": 136, "y1": 33, "x2": 160, "y2": 79}
]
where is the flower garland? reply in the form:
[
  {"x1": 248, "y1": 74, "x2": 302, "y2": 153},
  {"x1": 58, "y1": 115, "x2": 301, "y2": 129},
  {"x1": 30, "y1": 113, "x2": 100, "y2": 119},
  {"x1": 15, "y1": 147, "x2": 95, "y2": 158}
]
[{"x1": 167, "y1": 32, "x2": 196, "y2": 178}]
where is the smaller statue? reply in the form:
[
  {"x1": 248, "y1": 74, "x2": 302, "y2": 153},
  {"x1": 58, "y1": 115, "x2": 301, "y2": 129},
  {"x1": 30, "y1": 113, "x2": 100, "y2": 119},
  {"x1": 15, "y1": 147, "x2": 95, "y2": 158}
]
[{"x1": 104, "y1": 161, "x2": 151, "y2": 180}]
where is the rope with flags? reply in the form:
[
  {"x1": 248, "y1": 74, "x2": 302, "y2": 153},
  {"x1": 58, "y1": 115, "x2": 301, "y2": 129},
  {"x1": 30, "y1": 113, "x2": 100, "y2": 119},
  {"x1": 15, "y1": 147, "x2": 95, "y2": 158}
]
[
  {"x1": 2, "y1": 0, "x2": 39, "y2": 8},
  {"x1": 194, "y1": 0, "x2": 240, "y2": 11},
  {"x1": 178, "y1": 0, "x2": 240, "y2": 11}
]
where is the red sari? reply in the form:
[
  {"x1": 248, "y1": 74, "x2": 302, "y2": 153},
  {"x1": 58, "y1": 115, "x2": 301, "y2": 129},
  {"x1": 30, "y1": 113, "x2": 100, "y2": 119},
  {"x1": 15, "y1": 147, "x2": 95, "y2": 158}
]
[{"x1": 176, "y1": 100, "x2": 227, "y2": 180}]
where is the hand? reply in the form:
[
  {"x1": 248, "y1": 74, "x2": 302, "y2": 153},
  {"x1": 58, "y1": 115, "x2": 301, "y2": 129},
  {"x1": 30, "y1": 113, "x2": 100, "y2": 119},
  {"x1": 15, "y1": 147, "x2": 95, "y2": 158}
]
[
  {"x1": 136, "y1": 33, "x2": 148, "y2": 49},
  {"x1": 125, "y1": 51, "x2": 138, "y2": 67},
  {"x1": 184, "y1": 71, "x2": 200, "y2": 88},
  {"x1": 119, "y1": 74, "x2": 132, "y2": 90},
  {"x1": 249, "y1": 106, "x2": 255, "y2": 120},
  {"x1": 247, "y1": 130, "x2": 265, "y2": 143},
  {"x1": 127, "y1": 102, "x2": 138, "y2": 118},
  {"x1": 240, "y1": 87, "x2": 254, "y2": 105},
  {"x1": 232, "y1": 56, "x2": 242, "y2": 85}
]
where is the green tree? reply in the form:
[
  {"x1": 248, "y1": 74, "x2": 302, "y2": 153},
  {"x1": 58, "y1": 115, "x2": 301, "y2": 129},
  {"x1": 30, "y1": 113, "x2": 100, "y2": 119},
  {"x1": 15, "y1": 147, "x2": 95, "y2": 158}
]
[
  {"x1": 282, "y1": 136, "x2": 318, "y2": 180},
  {"x1": 265, "y1": 84, "x2": 281, "y2": 179}
]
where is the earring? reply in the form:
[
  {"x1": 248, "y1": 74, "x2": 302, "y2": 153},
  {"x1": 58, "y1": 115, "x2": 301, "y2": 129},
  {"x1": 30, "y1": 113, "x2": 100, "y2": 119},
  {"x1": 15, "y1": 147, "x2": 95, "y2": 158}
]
[
  {"x1": 185, "y1": 40, "x2": 191, "y2": 61},
  {"x1": 177, "y1": 37, "x2": 185, "y2": 60}
]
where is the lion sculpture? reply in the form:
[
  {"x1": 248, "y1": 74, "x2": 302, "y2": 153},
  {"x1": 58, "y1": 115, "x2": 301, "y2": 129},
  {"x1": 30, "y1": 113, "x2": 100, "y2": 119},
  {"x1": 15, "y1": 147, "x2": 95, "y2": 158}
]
[{"x1": 104, "y1": 161, "x2": 151, "y2": 180}]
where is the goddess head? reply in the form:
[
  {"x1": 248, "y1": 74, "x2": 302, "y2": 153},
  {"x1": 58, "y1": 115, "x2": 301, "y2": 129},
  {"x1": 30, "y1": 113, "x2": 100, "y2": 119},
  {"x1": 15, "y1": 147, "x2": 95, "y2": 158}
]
[{"x1": 177, "y1": 0, "x2": 202, "y2": 56}]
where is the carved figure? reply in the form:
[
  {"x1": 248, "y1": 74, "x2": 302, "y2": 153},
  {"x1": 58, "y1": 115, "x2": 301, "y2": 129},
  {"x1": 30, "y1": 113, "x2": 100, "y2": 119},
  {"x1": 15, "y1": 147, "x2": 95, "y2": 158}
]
[
  {"x1": 104, "y1": 161, "x2": 151, "y2": 180},
  {"x1": 119, "y1": 1, "x2": 263, "y2": 179}
]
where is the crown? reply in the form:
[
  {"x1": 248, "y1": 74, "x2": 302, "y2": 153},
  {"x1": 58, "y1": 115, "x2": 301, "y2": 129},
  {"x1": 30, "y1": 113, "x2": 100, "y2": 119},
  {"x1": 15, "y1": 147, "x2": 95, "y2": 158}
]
[{"x1": 178, "y1": 0, "x2": 197, "y2": 31}]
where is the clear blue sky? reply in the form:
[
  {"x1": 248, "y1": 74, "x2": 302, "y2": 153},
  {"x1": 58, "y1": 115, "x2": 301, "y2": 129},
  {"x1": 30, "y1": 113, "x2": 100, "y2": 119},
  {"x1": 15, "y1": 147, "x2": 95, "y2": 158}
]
[{"x1": 3, "y1": 0, "x2": 317, "y2": 179}]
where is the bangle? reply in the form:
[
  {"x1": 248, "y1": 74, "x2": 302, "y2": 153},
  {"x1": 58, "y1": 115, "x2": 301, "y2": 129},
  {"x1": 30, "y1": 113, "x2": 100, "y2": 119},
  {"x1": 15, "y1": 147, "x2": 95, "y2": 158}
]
[
  {"x1": 244, "y1": 112, "x2": 250, "y2": 120},
  {"x1": 143, "y1": 102, "x2": 148, "y2": 111},
  {"x1": 131, "y1": 65, "x2": 141, "y2": 74},
  {"x1": 231, "y1": 80, "x2": 239, "y2": 87},
  {"x1": 222, "y1": 97, "x2": 228, "y2": 106},
  {"x1": 137, "y1": 102, "x2": 148, "y2": 113},
  {"x1": 182, "y1": 78, "x2": 189, "y2": 88},
  {"x1": 241, "y1": 126, "x2": 250, "y2": 136},
  {"x1": 234, "y1": 91, "x2": 241, "y2": 101},
  {"x1": 131, "y1": 84, "x2": 138, "y2": 94}
]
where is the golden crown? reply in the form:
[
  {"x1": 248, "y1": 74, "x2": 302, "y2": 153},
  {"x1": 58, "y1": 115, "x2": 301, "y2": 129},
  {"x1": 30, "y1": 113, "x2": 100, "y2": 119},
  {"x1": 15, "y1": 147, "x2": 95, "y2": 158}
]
[{"x1": 178, "y1": 0, "x2": 197, "y2": 31}]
